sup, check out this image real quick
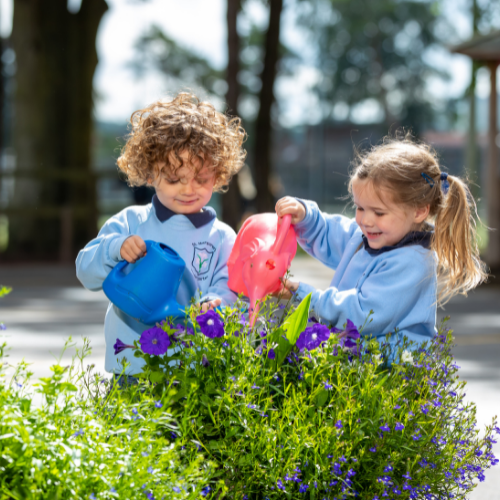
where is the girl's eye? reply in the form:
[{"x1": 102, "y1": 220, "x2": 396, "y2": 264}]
[
  {"x1": 375, "y1": 212, "x2": 385, "y2": 217},
  {"x1": 356, "y1": 207, "x2": 363, "y2": 212}
]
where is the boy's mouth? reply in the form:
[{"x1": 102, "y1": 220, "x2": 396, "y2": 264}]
[
  {"x1": 176, "y1": 198, "x2": 198, "y2": 205},
  {"x1": 366, "y1": 231, "x2": 382, "y2": 240}
]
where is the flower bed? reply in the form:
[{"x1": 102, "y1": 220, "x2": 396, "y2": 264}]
[
  {"x1": 0, "y1": 286, "x2": 210, "y2": 500},
  {"x1": 118, "y1": 295, "x2": 499, "y2": 499}
]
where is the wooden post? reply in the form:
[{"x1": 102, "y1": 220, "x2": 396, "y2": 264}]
[
  {"x1": 59, "y1": 206, "x2": 73, "y2": 264},
  {"x1": 487, "y1": 62, "x2": 500, "y2": 269}
]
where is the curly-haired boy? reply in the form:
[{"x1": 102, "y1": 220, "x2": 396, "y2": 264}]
[{"x1": 76, "y1": 92, "x2": 246, "y2": 376}]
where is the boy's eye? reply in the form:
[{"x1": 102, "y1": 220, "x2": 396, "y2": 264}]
[
  {"x1": 356, "y1": 207, "x2": 363, "y2": 212},
  {"x1": 195, "y1": 177, "x2": 210, "y2": 185},
  {"x1": 375, "y1": 212, "x2": 385, "y2": 217},
  {"x1": 166, "y1": 178, "x2": 179, "y2": 184}
]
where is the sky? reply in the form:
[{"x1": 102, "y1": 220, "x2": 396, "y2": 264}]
[{"x1": 0, "y1": 0, "x2": 494, "y2": 127}]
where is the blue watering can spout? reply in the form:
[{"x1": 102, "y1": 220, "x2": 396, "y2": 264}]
[{"x1": 103, "y1": 240, "x2": 186, "y2": 325}]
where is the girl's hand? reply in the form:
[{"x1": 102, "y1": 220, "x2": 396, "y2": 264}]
[
  {"x1": 272, "y1": 277, "x2": 299, "y2": 300},
  {"x1": 120, "y1": 235, "x2": 147, "y2": 263},
  {"x1": 201, "y1": 298, "x2": 222, "y2": 313},
  {"x1": 275, "y1": 197, "x2": 306, "y2": 224}
]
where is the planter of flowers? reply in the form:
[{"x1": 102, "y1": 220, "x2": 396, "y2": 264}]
[{"x1": 116, "y1": 295, "x2": 499, "y2": 500}]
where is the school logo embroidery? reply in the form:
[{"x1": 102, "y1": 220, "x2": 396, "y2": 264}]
[{"x1": 191, "y1": 244, "x2": 215, "y2": 277}]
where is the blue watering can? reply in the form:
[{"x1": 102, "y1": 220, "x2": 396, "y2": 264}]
[{"x1": 103, "y1": 240, "x2": 186, "y2": 325}]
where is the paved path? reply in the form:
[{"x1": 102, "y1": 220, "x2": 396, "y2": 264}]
[{"x1": 0, "y1": 259, "x2": 499, "y2": 497}]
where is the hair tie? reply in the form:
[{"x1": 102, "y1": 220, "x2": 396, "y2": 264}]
[
  {"x1": 440, "y1": 172, "x2": 449, "y2": 195},
  {"x1": 421, "y1": 172, "x2": 435, "y2": 188}
]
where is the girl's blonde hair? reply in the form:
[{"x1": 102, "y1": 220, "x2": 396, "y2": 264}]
[
  {"x1": 349, "y1": 134, "x2": 487, "y2": 305},
  {"x1": 117, "y1": 92, "x2": 246, "y2": 191}
]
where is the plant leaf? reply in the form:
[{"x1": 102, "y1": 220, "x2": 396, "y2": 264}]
[{"x1": 283, "y1": 293, "x2": 311, "y2": 346}]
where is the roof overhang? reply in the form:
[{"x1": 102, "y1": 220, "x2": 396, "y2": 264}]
[{"x1": 450, "y1": 30, "x2": 500, "y2": 62}]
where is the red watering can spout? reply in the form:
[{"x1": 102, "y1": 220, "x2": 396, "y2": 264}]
[
  {"x1": 272, "y1": 214, "x2": 292, "y2": 255},
  {"x1": 227, "y1": 213, "x2": 297, "y2": 327}
]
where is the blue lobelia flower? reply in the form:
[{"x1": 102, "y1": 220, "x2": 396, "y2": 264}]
[
  {"x1": 268, "y1": 348, "x2": 276, "y2": 360},
  {"x1": 196, "y1": 310, "x2": 225, "y2": 338},
  {"x1": 154, "y1": 400, "x2": 163, "y2": 408},
  {"x1": 369, "y1": 447, "x2": 377, "y2": 452},
  {"x1": 296, "y1": 323, "x2": 330, "y2": 351},
  {"x1": 299, "y1": 484, "x2": 309, "y2": 493},
  {"x1": 139, "y1": 327, "x2": 171, "y2": 355},
  {"x1": 173, "y1": 486, "x2": 181, "y2": 493},
  {"x1": 380, "y1": 424, "x2": 391, "y2": 432},
  {"x1": 113, "y1": 338, "x2": 135, "y2": 355},
  {"x1": 324, "y1": 380, "x2": 333, "y2": 390},
  {"x1": 202, "y1": 354, "x2": 210, "y2": 367},
  {"x1": 335, "y1": 420, "x2": 343, "y2": 429},
  {"x1": 395, "y1": 422, "x2": 405, "y2": 431},
  {"x1": 200, "y1": 486, "x2": 211, "y2": 497}
]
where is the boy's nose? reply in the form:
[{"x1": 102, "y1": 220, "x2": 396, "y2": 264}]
[{"x1": 180, "y1": 180, "x2": 195, "y2": 194}]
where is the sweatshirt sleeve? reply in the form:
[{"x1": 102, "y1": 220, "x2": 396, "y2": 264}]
[
  {"x1": 200, "y1": 225, "x2": 238, "y2": 306},
  {"x1": 296, "y1": 249, "x2": 435, "y2": 338},
  {"x1": 75, "y1": 211, "x2": 133, "y2": 291},
  {"x1": 294, "y1": 199, "x2": 361, "y2": 270}
]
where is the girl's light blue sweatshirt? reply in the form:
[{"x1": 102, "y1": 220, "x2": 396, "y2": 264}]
[
  {"x1": 294, "y1": 200, "x2": 437, "y2": 348},
  {"x1": 76, "y1": 196, "x2": 237, "y2": 374}
]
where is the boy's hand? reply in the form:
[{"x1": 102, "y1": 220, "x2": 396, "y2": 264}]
[
  {"x1": 275, "y1": 197, "x2": 306, "y2": 224},
  {"x1": 120, "y1": 235, "x2": 147, "y2": 263},
  {"x1": 271, "y1": 277, "x2": 299, "y2": 300},
  {"x1": 201, "y1": 298, "x2": 222, "y2": 313}
]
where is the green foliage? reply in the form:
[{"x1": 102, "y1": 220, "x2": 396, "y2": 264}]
[
  {"x1": 299, "y1": 0, "x2": 452, "y2": 129},
  {"x1": 0, "y1": 339, "x2": 210, "y2": 500},
  {"x1": 129, "y1": 298, "x2": 498, "y2": 499}
]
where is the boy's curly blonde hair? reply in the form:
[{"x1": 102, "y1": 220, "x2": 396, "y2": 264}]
[{"x1": 117, "y1": 92, "x2": 247, "y2": 191}]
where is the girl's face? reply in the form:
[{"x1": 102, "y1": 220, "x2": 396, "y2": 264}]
[
  {"x1": 154, "y1": 151, "x2": 215, "y2": 214},
  {"x1": 352, "y1": 178, "x2": 429, "y2": 249}
]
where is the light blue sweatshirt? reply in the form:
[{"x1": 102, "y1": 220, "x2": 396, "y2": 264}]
[
  {"x1": 76, "y1": 195, "x2": 237, "y2": 374},
  {"x1": 294, "y1": 200, "x2": 437, "y2": 349}
]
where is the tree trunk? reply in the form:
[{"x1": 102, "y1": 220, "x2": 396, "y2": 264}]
[
  {"x1": 254, "y1": 0, "x2": 283, "y2": 214},
  {"x1": 466, "y1": 0, "x2": 480, "y2": 200},
  {"x1": 5, "y1": 0, "x2": 107, "y2": 260},
  {"x1": 222, "y1": 0, "x2": 243, "y2": 231}
]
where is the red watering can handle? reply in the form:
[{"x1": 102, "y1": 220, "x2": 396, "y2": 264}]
[{"x1": 272, "y1": 214, "x2": 292, "y2": 255}]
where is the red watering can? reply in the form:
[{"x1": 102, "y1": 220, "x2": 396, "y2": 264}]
[{"x1": 227, "y1": 213, "x2": 297, "y2": 326}]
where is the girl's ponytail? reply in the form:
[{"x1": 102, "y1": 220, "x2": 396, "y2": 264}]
[{"x1": 433, "y1": 175, "x2": 487, "y2": 304}]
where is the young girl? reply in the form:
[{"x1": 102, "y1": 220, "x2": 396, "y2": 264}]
[{"x1": 275, "y1": 136, "x2": 487, "y2": 349}]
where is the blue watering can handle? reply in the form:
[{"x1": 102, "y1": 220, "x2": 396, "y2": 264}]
[{"x1": 114, "y1": 239, "x2": 154, "y2": 276}]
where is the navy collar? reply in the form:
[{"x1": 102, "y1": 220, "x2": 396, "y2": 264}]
[
  {"x1": 152, "y1": 195, "x2": 216, "y2": 228},
  {"x1": 362, "y1": 230, "x2": 433, "y2": 256}
]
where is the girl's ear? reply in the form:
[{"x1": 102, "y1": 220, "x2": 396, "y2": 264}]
[{"x1": 414, "y1": 204, "x2": 430, "y2": 224}]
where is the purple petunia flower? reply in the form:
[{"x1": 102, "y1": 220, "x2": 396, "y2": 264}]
[
  {"x1": 395, "y1": 422, "x2": 405, "y2": 431},
  {"x1": 196, "y1": 310, "x2": 225, "y2": 338},
  {"x1": 268, "y1": 348, "x2": 276, "y2": 360},
  {"x1": 113, "y1": 338, "x2": 135, "y2": 355},
  {"x1": 296, "y1": 323, "x2": 330, "y2": 351},
  {"x1": 380, "y1": 424, "x2": 391, "y2": 432},
  {"x1": 139, "y1": 327, "x2": 171, "y2": 355},
  {"x1": 174, "y1": 324, "x2": 194, "y2": 337},
  {"x1": 202, "y1": 354, "x2": 210, "y2": 367}
]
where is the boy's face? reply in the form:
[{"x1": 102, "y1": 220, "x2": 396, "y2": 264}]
[{"x1": 154, "y1": 151, "x2": 215, "y2": 214}]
